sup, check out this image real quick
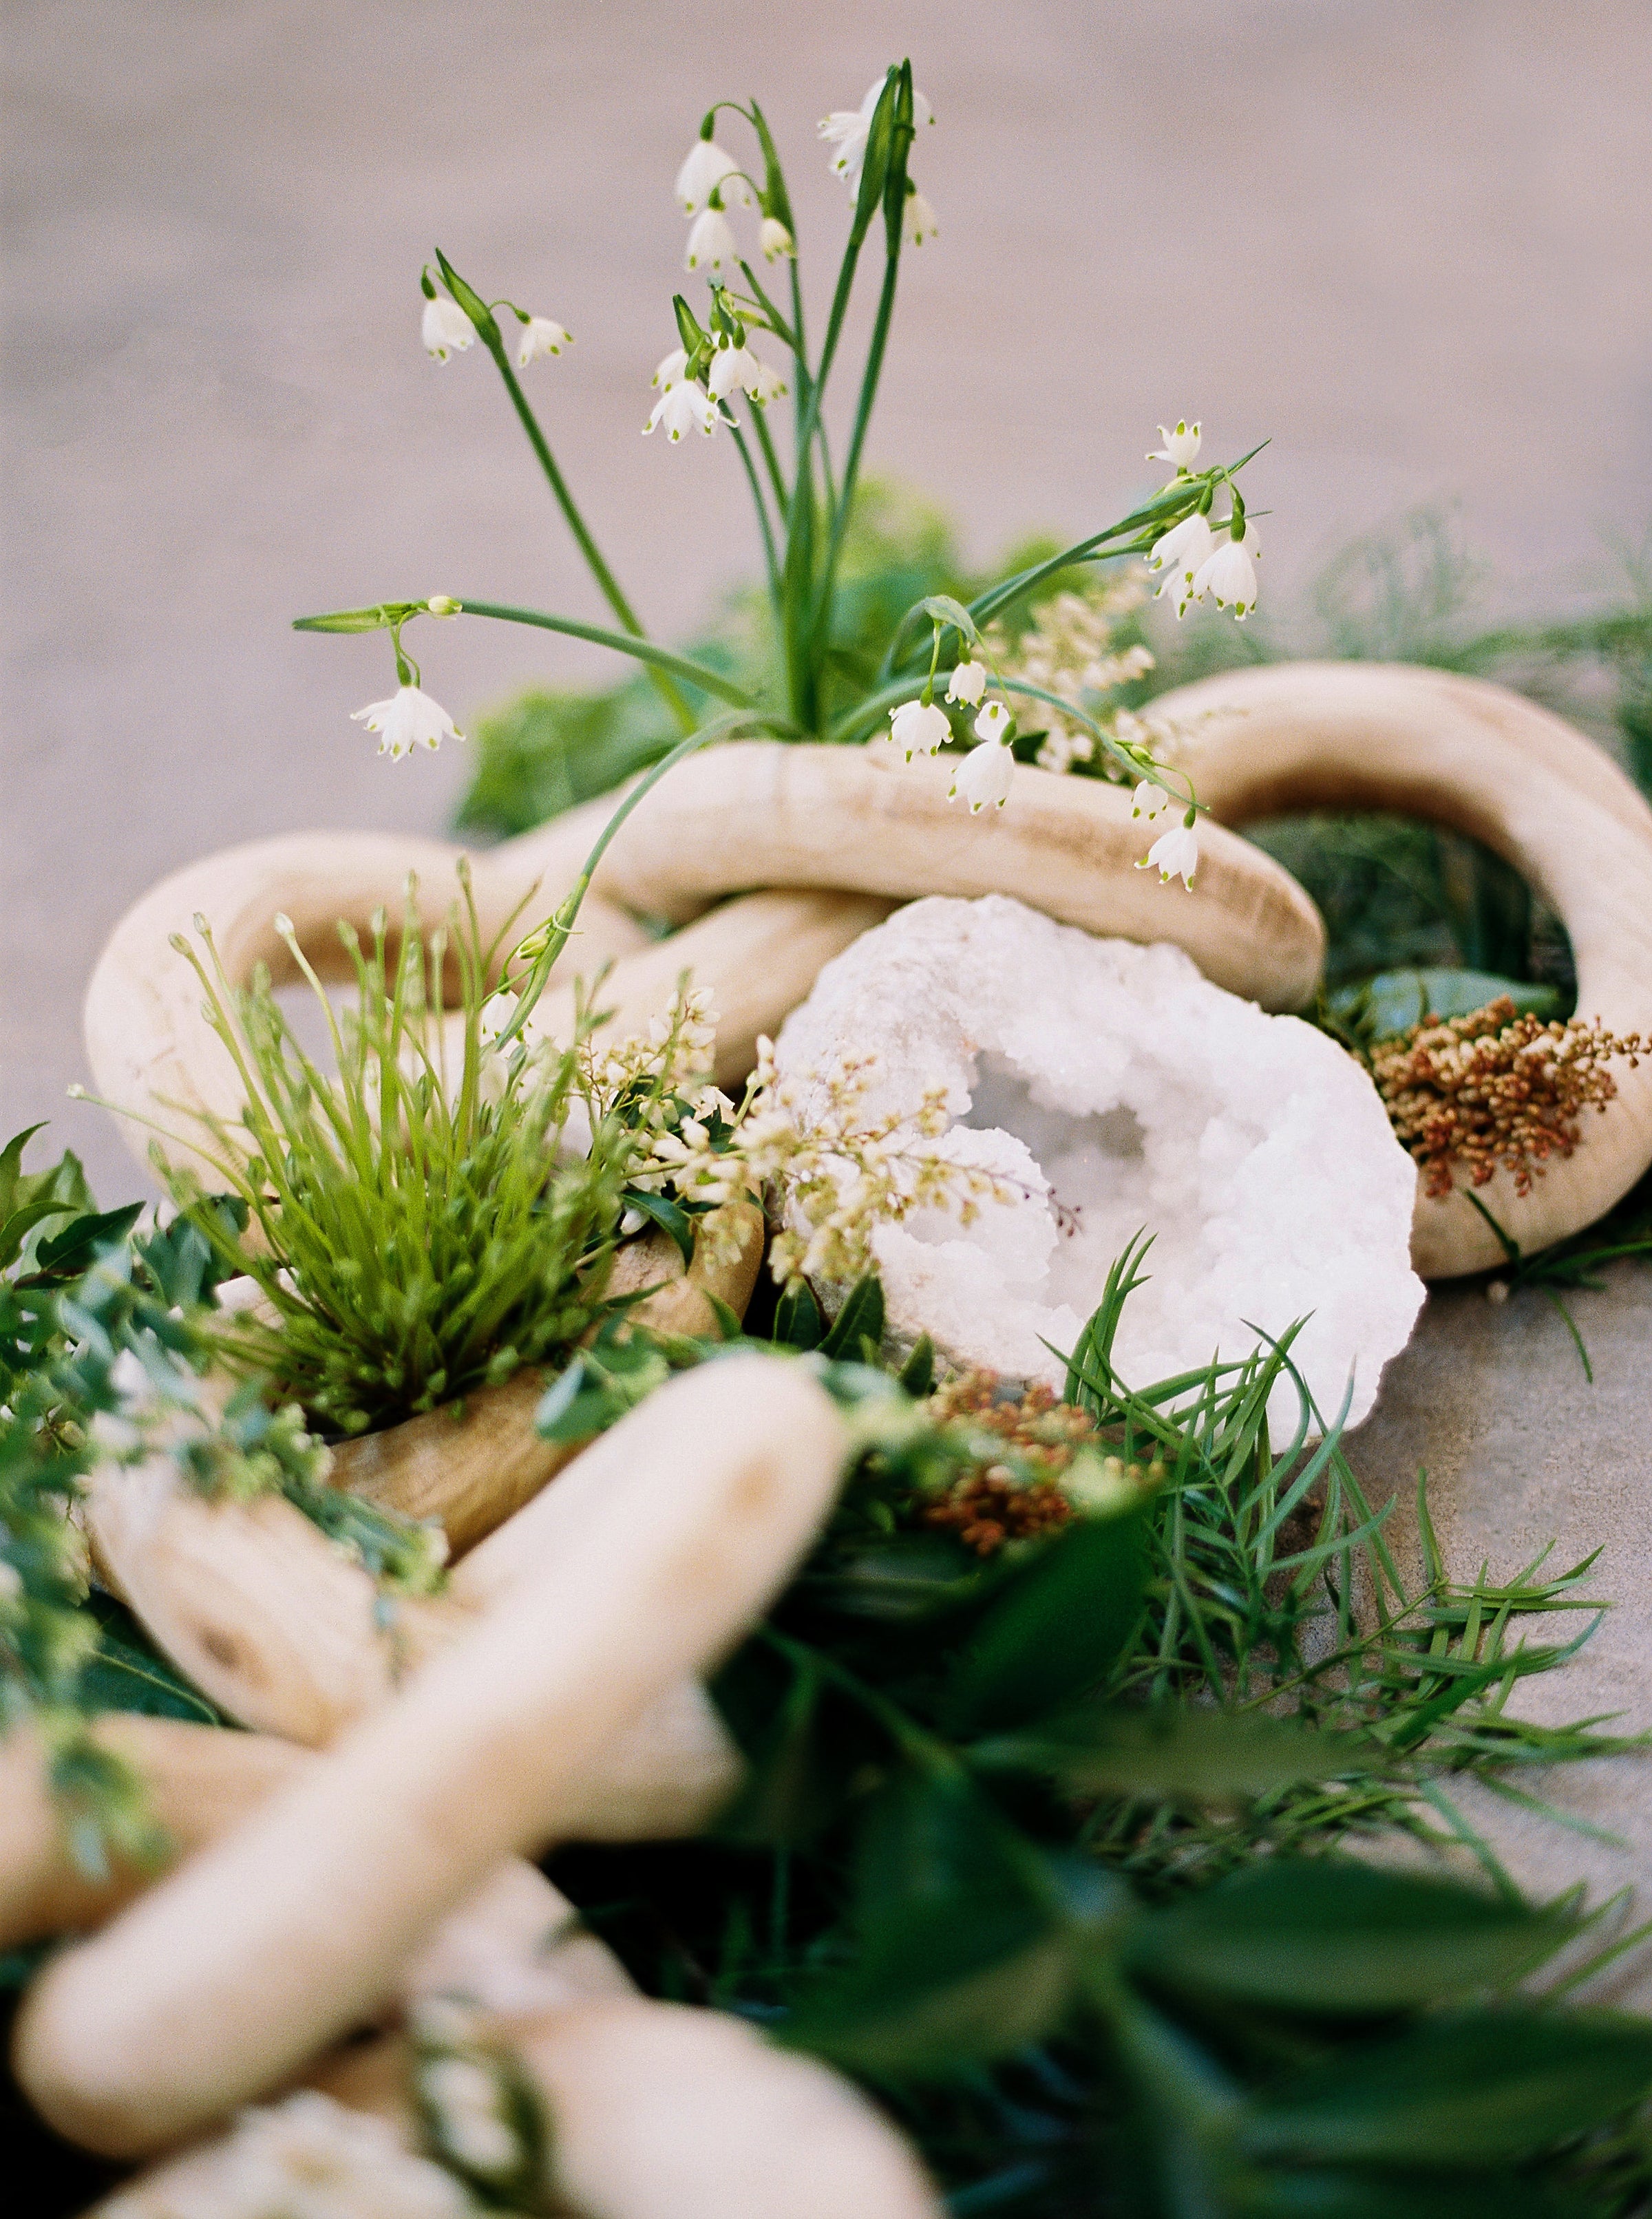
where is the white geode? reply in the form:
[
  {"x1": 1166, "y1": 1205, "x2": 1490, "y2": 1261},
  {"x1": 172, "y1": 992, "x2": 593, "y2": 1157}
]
[{"x1": 774, "y1": 895, "x2": 1423, "y2": 1433}]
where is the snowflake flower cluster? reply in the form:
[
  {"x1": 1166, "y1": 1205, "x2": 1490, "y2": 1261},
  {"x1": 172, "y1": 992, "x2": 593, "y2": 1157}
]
[
  {"x1": 818, "y1": 77, "x2": 939, "y2": 246},
  {"x1": 1143, "y1": 421, "x2": 1262, "y2": 621}
]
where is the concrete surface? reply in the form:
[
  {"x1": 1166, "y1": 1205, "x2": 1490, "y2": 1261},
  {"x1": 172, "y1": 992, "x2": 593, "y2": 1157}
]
[{"x1": 3, "y1": 0, "x2": 1651, "y2": 1956}]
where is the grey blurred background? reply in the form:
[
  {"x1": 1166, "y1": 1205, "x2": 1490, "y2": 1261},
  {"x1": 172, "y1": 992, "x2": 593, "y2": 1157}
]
[{"x1": 4, "y1": 0, "x2": 1651, "y2": 1200}]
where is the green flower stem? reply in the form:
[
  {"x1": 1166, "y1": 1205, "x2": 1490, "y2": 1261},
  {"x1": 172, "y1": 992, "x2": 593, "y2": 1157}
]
[
  {"x1": 827, "y1": 669, "x2": 959, "y2": 745},
  {"x1": 809, "y1": 240, "x2": 902, "y2": 675},
  {"x1": 480, "y1": 331, "x2": 697, "y2": 736},
  {"x1": 748, "y1": 401, "x2": 790, "y2": 513},
  {"x1": 451, "y1": 602, "x2": 757, "y2": 708},
  {"x1": 496, "y1": 707, "x2": 759, "y2": 1049},
  {"x1": 729, "y1": 423, "x2": 782, "y2": 613}
]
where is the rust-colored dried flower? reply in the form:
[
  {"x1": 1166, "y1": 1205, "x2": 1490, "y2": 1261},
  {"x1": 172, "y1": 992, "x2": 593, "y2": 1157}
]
[
  {"x1": 915, "y1": 1370, "x2": 1157, "y2": 1556},
  {"x1": 1369, "y1": 997, "x2": 1646, "y2": 1200}
]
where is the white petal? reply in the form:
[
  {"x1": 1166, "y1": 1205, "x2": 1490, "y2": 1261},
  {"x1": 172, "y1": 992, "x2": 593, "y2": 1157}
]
[
  {"x1": 946, "y1": 659, "x2": 987, "y2": 707},
  {"x1": 421, "y1": 297, "x2": 475, "y2": 361},
  {"x1": 675, "y1": 137, "x2": 740, "y2": 215}
]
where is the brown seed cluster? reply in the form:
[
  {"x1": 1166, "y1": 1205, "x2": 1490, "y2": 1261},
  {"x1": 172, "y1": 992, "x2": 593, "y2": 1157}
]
[
  {"x1": 919, "y1": 1370, "x2": 1097, "y2": 1557},
  {"x1": 1370, "y1": 997, "x2": 1646, "y2": 1200}
]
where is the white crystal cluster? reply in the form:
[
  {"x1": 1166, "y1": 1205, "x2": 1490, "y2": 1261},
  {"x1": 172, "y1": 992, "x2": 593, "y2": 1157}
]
[{"x1": 774, "y1": 895, "x2": 1423, "y2": 1434}]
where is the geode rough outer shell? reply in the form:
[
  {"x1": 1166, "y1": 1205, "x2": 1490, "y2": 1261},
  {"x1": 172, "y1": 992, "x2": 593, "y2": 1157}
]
[{"x1": 774, "y1": 894, "x2": 1424, "y2": 1433}]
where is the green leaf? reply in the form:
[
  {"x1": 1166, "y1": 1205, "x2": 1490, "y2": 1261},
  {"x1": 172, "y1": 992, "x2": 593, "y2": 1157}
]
[
  {"x1": 0, "y1": 1198, "x2": 78, "y2": 1273},
  {"x1": 772, "y1": 1277, "x2": 825, "y2": 1351},
  {"x1": 1125, "y1": 1861, "x2": 1576, "y2": 2015},
  {"x1": 972, "y1": 1707, "x2": 1372, "y2": 1807},
  {"x1": 897, "y1": 1334, "x2": 935, "y2": 1398},
  {"x1": 28, "y1": 1203, "x2": 144, "y2": 1283},
  {"x1": 915, "y1": 593, "x2": 982, "y2": 647},
  {"x1": 0, "y1": 1124, "x2": 47, "y2": 1221},
  {"x1": 78, "y1": 1595, "x2": 228, "y2": 1725},
  {"x1": 621, "y1": 1187, "x2": 697, "y2": 1268},
  {"x1": 940, "y1": 1511, "x2": 1147, "y2": 1737},
  {"x1": 1226, "y1": 2168, "x2": 1575, "y2": 2219},
  {"x1": 1328, "y1": 967, "x2": 1564, "y2": 1043},
  {"x1": 820, "y1": 1273, "x2": 885, "y2": 1361},
  {"x1": 1240, "y1": 2007, "x2": 1652, "y2": 2166},
  {"x1": 782, "y1": 1771, "x2": 1077, "y2": 2075}
]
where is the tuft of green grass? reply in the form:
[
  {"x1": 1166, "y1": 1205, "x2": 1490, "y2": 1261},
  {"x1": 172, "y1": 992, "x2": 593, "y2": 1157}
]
[{"x1": 158, "y1": 871, "x2": 636, "y2": 1436}]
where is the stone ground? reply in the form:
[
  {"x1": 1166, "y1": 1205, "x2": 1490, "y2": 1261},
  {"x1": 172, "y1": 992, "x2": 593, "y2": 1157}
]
[{"x1": 3, "y1": 1, "x2": 1651, "y2": 1985}]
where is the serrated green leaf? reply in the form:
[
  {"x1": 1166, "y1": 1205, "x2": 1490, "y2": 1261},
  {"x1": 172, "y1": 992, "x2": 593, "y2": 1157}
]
[{"x1": 1240, "y1": 2007, "x2": 1652, "y2": 2165}]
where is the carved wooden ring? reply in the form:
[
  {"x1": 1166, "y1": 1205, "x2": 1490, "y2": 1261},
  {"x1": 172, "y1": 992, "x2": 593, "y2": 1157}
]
[{"x1": 1148, "y1": 663, "x2": 1652, "y2": 1275}]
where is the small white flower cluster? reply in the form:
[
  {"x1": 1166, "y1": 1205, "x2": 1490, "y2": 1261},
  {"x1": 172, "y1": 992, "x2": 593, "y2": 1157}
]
[
  {"x1": 644, "y1": 328, "x2": 786, "y2": 443},
  {"x1": 580, "y1": 984, "x2": 720, "y2": 1118},
  {"x1": 983, "y1": 578, "x2": 1156, "y2": 776},
  {"x1": 101, "y1": 2090, "x2": 477, "y2": 2219},
  {"x1": 818, "y1": 78, "x2": 940, "y2": 245},
  {"x1": 1142, "y1": 420, "x2": 1262, "y2": 621},
  {"x1": 675, "y1": 134, "x2": 794, "y2": 275},
  {"x1": 421, "y1": 295, "x2": 571, "y2": 372},
  {"x1": 630, "y1": 1033, "x2": 1019, "y2": 1290}
]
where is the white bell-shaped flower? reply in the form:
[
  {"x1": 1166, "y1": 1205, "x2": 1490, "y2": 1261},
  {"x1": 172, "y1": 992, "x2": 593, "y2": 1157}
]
[
  {"x1": 748, "y1": 357, "x2": 788, "y2": 407},
  {"x1": 513, "y1": 314, "x2": 572, "y2": 367},
  {"x1": 675, "y1": 136, "x2": 748, "y2": 215},
  {"x1": 973, "y1": 700, "x2": 1013, "y2": 743},
  {"x1": 1131, "y1": 781, "x2": 1170, "y2": 821},
  {"x1": 760, "y1": 216, "x2": 795, "y2": 262},
  {"x1": 686, "y1": 209, "x2": 739, "y2": 275},
  {"x1": 1147, "y1": 419, "x2": 1202, "y2": 471},
  {"x1": 350, "y1": 683, "x2": 463, "y2": 761},
  {"x1": 653, "y1": 347, "x2": 688, "y2": 390},
  {"x1": 819, "y1": 78, "x2": 934, "y2": 190},
  {"x1": 904, "y1": 189, "x2": 939, "y2": 246},
  {"x1": 707, "y1": 342, "x2": 761, "y2": 401},
  {"x1": 1139, "y1": 821, "x2": 1200, "y2": 888},
  {"x1": 1146, "y1": 512, "x2": 1215, "y2": 616},
  {"x1": 1190, "y1": 522, "x2": 1261, "y2": 619},
  {"x1": 421, "y1": 297, "x2": 476, "y2": 362},
  {"x1": 946, "y1": 659, "x2": 987, "y2": 707},
  {"x1": 644, "y1": 380, "x2": 722, "y2": 443},
  {"x1": 949, "y1": 735, "x2": 1015, "y2": 812},
  {"x1": 889, "y1": 698, "x2": 951, "y2": 758}
]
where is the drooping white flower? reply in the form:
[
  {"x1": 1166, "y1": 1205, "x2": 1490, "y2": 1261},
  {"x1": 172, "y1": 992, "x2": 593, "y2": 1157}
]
[
  {"x1": 644, "y1": 379, "x2": 722, "y2": 442},
  {"x1": 513, "y1": 313, "x2": 572, "y2": 366},
  {"x1": 949, "y1": 736, "x2": 1015, "y2": 812},
  {"x1": 1145, "y1": 512, "x2": 1215, "y2": 615},
  {"x1": 421, "y1": 297, "x2": 476, "y2": 362},
  {"x1": 653, "y1": 346, "x2": 688, "y2": 390},
  {"x1": 422, "y1": 2056, "x2": 520, "y2": 2176},
  {"x1": 819, "y1": 78, "x2": 935, "y2": 190},
  {"x1": 760, "y1": 216, "x2": 795, "y2": 262},
  {"x1": 1139, "y1": 822, "x2": 1200, "y2": 888},
  {"x1": 675, "y1": 136, "x2": 745, "y2": 215},
  {"x1": 748, "y1": 357, "x2": 788, "y2": 407},
  {"x1": 904, "y1": 189, "x2": 939, "y2": 246},
  {"x1": 1132, "y1": 780, "x2": 1170, "y2": 821},
  {"x1": 707, "y1": 343, "x2": 761, "y2": 401},
  {"x1": 889, "y1": 698, "x2": 951, "y2": 758},
  {"x1": 685, "y1": 209, "x2": 739, "y2": 275},
  {"x1": 1147, "y1": 419, "x2": 1202, "y2": 471},
  {"x1": 973, "y1": 700, "x2": 1013, "y2": 743},
  {"x1": 350, "y1": 684, "x2": 463, "y2": 760},
  {"x1": 946, "y1": 659, "x2": 987, "y2": 707},
  {"x1": 1190, "y1": 522, "x2": 1261, "y2": 619}
]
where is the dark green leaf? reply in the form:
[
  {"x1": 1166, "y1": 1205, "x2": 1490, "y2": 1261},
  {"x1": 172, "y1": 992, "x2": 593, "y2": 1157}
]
[
  {"x1": 940, "y1": 1511, "x2": 1147, "y2": 1737},
  {"x1": 898, "y1": 1334, "x2": 935, "y2": 1397},
  {"x1": 973, "y1": 1706, "x2": 1371, "y2": 1806},
  {"x1": 79, "y1": 1596, "x2": 228, "y2": 1726},
  {"x1": 820, "y1": 1273, "x2": 885, "y2": 1361},
  {"x1": 620, "y1": 1187, "x2": 697, "y2": 1268},
  {"x1": 772, "y1": 1275, "x2": 824, "y2": 1351},
  {"x1": 1227, "y1": 2167, "x2": 1574, "y2": 2219},
  {"x1": 1125, "y1": 1860, "x2": 1576, "y2": 2015},
  {"x1": 1240, "y1": 2007, "x2": 1652, "y2": 2165},
  {"x1": 31, "y1": 1204, "x2": 144, "y2": 1282},
  {"x1": 0, "y1": 1199, "x2": 78, "y2": 1273},
  {"x1": 0, "y1": 1125, "x2": 47, "y2": 1222}
]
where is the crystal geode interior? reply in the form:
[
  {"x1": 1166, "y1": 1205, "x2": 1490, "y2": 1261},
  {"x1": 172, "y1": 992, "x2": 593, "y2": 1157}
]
[{"x1": 774, "y1": 894, "x2": 1424, "y2": 1432}]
